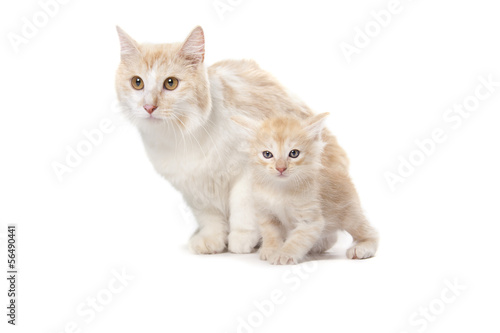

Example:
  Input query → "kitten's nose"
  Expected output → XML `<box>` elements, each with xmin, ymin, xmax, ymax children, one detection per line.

<box><xmin>143</xmin><ymin>104</ymin><xmax>157</xmax><ymax>114</ymax></box>
<box><xmin>276</xmin><ymin>167</ymin><xmax>287</xmax><ymax>174</ymax></box>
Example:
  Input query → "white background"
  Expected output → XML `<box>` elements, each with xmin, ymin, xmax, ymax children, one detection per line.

<box><xmin>1</xmin><ymin>0</ymin><xmax>499</xmax><ymax>332</ymax></box>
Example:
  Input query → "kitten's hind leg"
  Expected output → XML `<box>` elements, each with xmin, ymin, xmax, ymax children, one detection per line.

<box><xmin>343</xmin><ymin>210</ymin><xmax>379</xmax><ymax>260</ymax></box>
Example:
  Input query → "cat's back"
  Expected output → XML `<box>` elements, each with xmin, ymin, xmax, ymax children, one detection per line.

<box><xmin>209</xmin><ymin>59</ymin><xmax>261</xmax><ymax>74</ymax></box>
<box><xmin>208</xmin><ymin>59</ymin><xmax>312</xmax><ymax>119</ymax></box>
<box><xmin>322</xmin><ymin>130</ymin><xmax>350</xmax><ymax>171</ymax></box>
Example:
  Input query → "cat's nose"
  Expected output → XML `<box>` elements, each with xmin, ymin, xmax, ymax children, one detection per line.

<box><xmin>143</xmin><ymin>104</ymin><xmax>158</xmax><ymax>114</ymax></box>
<box><xmin>276</xmin><ymin>167</ymin><xmax>287</xmax><ymax>174</ymax></box>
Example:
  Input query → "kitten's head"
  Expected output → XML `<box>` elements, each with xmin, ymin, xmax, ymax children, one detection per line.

<box><xmin>232</xmin><ymin>113</ymin><xmax>329</xmax><ymax>186</ymax></box>
<box><xmin>115</xmin><ymin>26</ymin><xmax>211</xmax><ymax>132</ymax></box>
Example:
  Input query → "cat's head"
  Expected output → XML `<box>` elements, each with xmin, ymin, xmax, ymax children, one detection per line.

<box><xmin>232</xmin><ymin>113</ymin><xmax>329</xmax><ymax>186</ymax></box>
<box><xmin>115</xmin><ymin>26</ymin><xmax>211</xmax><ymax>132</ymax></box>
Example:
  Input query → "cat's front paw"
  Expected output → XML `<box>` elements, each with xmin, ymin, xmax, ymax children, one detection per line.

<box><xmin>346</xmin><ymin>242</ymin><xmax>377</xmax><ymax>259</ymax></box>
<box><xmin>228</xmin><ymin>230</ymin><xmax>259</xmax><ymax>254</ymax></box>
<box><xmin>189</xmin><ymin>232</ymin><xmax>227</xmax><ymax>254</ymax></box>
<box><xmin>269</xmin><ymin>252</ymin><xmax>299</xmax><ymax>265</ymax></box>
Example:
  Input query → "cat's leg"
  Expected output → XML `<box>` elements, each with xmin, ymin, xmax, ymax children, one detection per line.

<box><xmin>269</xmin><ymin>214</ymin><xmax>325</xmax><ymax>265</ymax></box>
<box><xmin>258</xmin><ymin>215</ymin><xmax>284</xmax><ymax>261</ymax></box>
<box><xmin>343</xmin><ymin>207</ymin><xmax>379</xmax><ymax>259</ymax></box>
<box><xmin>308</xmin><ymin>231</ymin><xmax>338</xmax><ymax>254</ymax></box>
<box><xmin>189</xmin><ymin>209</ymin><xmax>228</xmax><ymax>254</ymax></box>
<box><xmin>228</xmin><ymin>173</ymin><xmax>260</xmax><ymax>253</ymax></box>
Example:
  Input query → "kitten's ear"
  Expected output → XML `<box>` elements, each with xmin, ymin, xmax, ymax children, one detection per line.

<box><xmin>116</xmin><ymin>26</ymin><xmax>140</xmax><ymax>61</ymax></box>
<box><xmin>231</xmin><ymin>115</ymin><xmax>260</xmax><ymax>136</ymax></box>
<box><xmin>179</xmin><ymin>26</ymin><xmax>205</xmax><ymax>65</ymax></box>
<box><xmin>305</xmin><ymin>112</ymin><xmax>330</xmax><ymax>138</ymax></box>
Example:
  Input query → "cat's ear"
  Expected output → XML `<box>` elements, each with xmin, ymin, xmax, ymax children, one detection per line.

<box><xmin>116</xmin><ymin>26</ymin><xmax>140</xmax><ymax>61</ymax></box>
<box><xmin>304</xmin><ymin>112</ymin><xmax>330</xmax><ymax>139</ymax></box>
<box><xmin>231</xmin><ymin>115</ymin><xmax>260</xmax><ymax>136</ymax></box>
<box><xmin>179</xmin><ymin>26</ymin><xmax>205</xmax><ymax>65</ymax></box>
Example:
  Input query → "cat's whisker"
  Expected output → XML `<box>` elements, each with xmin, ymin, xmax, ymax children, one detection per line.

<box><xmin>172</xmin><ymin>114</ymin><xmax>213</xmax><ymax>175</ymax></box>
<box><xmin>197</xmin><ymin>122</ymin><xmax>224</xmax><ymax>167</ymax></box>
<box><xmin>169</xmin><ymin>114</ymin><xmax>188</xmax><ymax>158</ymax></box>
<box><xmin>160</xmin><ymin>117</ymin><xmax>177</xmax><ymax>160</ymax></box>
<box><xmin>178</xmin><ymin>107</ymin><xmax>218</xmax><ymax>127</ymax></box>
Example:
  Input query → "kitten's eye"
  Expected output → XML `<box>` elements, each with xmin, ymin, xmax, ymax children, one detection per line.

<box><xmin>262</xmin><ymin>151</ymin><xmax>273</xmax><ymax>159</ymax></box>
<box><xmin>164</xmin><ymin>77</ymin><xmax>179</xmax><ymax>90</ymax></box>
<box><xmin>131</xmin><ymin>76</ymin><xmax>144</xmax><ymax>90</ymax></box>
<box><xmin>289</xmin><ymin>150</ymin><xmax>300</xmax><ymax>158</ymax></box>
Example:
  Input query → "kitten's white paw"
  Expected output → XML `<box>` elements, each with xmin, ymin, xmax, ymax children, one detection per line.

<box><xmin>269</xmin><ymin>252</ymin><xmax>299</xmax><ymax>265</ymax></box>
<box><xmin>228</xmin><ymin>230</ymin><xmax>259</xmax><ymax>254</ymax></box>
<box><xmin>189</xmin><ymin>232</ymin><xmax>226</xmax><ymax>254</ymax></box>
<box><xmin>346</xmin><ymin>242</ymin><xmax>376</xmax><ymax>259</ymax></box>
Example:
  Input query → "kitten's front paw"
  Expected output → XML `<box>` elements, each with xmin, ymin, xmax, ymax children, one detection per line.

<box><xmin>189</xmin><ymin>232</ymin><xmax>227</xmax><ymax>254</ymax></box>
<box><xmin>259</xmin><ymin>247</ymin><xmax>277</xmax><ymax>261</ymax></box>
<box><xmin>346</xmin><ymin>242</ymin><xmax>377</xmax><ymax>259</ymax></box>
<box><xmin>269</xmin><ymin>252</ymin><xmax>299</xmax><ymax>265</ymax></box>
<box><xmin>228</xmin><ymin>230</ymin><xmax>259</xmax><ymax>254</ymax></box>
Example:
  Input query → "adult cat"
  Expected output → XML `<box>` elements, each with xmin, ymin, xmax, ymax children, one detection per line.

<box><xmin>115</xmin><ymin>26</ymin><xmax>313</xmax><ymax>254</ymax></box>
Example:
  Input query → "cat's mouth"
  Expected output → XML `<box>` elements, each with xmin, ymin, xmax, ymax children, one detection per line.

<box><xmin>146</xmin><ymin>114</ymin><xmax>163</xmax><ymax>121</ymax></box>
<box><xmin>145</xmin><ymin>112</ymin><xmax>174</xmax><ymax>121</ymax></box>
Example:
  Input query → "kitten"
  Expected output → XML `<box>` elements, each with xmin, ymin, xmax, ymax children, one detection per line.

<box><xmin>115</xmin><ymin>26</ymin><xmax>313</xmax><ymax>254</ymax></box>
<box><xmin>232</xmin><ymin>113</ymin><xmax>379</xmax><ymax>264</ymax></box>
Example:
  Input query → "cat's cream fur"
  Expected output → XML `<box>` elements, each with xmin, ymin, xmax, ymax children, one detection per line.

<box><xmin>232</xmin><ymin>114</ymin><xmax>379</xmax><ymax>264</ymax></box>
<box><xmin>115</xmin><ymin>26</ymin><xmax>313</xmax><ymax>254</ymax></box>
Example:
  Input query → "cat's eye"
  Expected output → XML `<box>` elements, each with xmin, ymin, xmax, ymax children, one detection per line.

<box><xmin>262</xmin><ymin>151</ymin><xmax>273</xmax><ymax>159</ymax></box>
<box><xmin>289</xmin><ymin>150</ymin><xmax>300</xmax><ymax>158</ymax></box>
<box><xmin>164</xmin><ymin>77</ymin><xmax>179</xmax><ymax>90</ymax></box>
<box><xmin>131</xmin><ymin>76</ymin><xmax>144</xmax><ymax>90</ymax></box>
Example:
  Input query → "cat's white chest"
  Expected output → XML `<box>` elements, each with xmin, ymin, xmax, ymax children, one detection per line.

<box><xmin>151</xmin><ymin>144</ymin><xmax>196</xmax><ymax>173</ymax></box>
<box><xmin>142</xmin><ymin>134</ymin><xmax>232</xmax><ymax>213</ymax></box>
